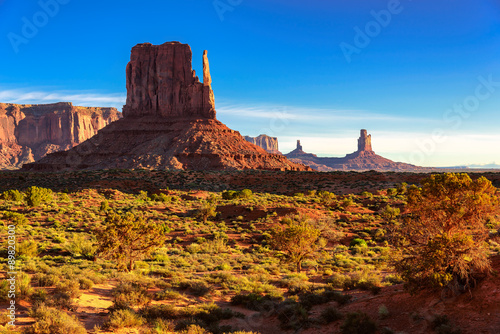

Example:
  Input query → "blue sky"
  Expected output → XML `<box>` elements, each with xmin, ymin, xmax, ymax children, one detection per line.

<box><xmin>1</xmin><ymin>0</ymin><xmax>499</xmax><ymax>167</ymax></box>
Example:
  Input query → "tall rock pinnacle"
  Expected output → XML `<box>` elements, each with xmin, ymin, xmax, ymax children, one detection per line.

<box><xmin>122</xmin><ymin>42</ymin><xmax>216</xmax><ymax>119</ymax></box>
<box><xmin>357</xmin><ymin>129</ymin><xmax>373</xmax><ymax>152</ymax></box>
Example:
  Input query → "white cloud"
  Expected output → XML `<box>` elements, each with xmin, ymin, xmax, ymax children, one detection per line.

<box><xmin>216</xmin><ymin>101</ymin><xmax>437</xmax><ymax>123</ymax></box>
<box><xmin>0</xmin><ymin>88</ymin><xmax>126</xmax><ymax>109</ymax></box>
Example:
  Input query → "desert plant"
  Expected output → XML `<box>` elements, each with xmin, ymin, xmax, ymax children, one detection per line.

<box><xmin>107</xmin><ymin>309</ymin><xmax>144</xmax><ymax>329</ymax></box>
<box><xmin>1</xmin><ymin>189</ymin><xmax>23</xmax><ymax>202</ymax></box>
<box><xmin>393</xmin><ymin>173</ymin><xmax>500</xmax><ymax>292</ymax></box>
<box><xmin>24</xmin><ymin>186</ymin><xmax>53</xmax><ymax>207</ymax></box>
<box><xmin>321</xmin><ymin>306</ymin><xmax>343</xmax><ymax>323</ymax></box>
<box><xmin>64</xmin><ymin>234</ymin><xmax>97</xmax><ymax>260</ymax></box>
<box><xmin>269</xmin><ymin>216</ymin><xmax>321</xmax><ymax>272</ymax></box>
<box><xmin>25</xmin><ymin>305</ymin><xmax>87</xmax><ymax>334</ymax></box>
<box><xmin>195</xmin><ymin>197</ymin><xmax>218</xmax><ymax>223</ymax></box>
<box><xmin>340</xmin><ymin>312</ymin><xmax>377</xmax><ymax>334</ymax></box>
<box><xmin>94</xmin><ymin>212</ymin><xmax>169</xmax><ymax>271</ymax></box>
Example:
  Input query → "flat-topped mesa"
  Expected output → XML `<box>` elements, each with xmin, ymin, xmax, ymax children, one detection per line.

<box><xmin>122</xmin><ymin>42</ymin><xmax>216</xmax><ymax>119</ymax></box>
<box><xmin>357</xmin><ymin>129</ymin><xmax>373</xmax><ymax>152</ymax></box>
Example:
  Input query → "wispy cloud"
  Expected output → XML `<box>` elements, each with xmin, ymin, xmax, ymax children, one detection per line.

<box><xmin>0</xmin><ymin>88</ymin><xmax>126</xmax><ymax>109</ymax></box>
<box><xmin>216</xmin><ymin>101</ymin><xmax>437</xmax><ymax>123</ymax></box>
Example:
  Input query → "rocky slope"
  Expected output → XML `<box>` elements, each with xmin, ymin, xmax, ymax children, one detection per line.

<box><xmin>286</xmin><ymin>130</ymin><xmax>427</xmax><ymax>171</ymax></box>
<box><xmin>24</xmin><ymin>42</ymin><xmax>310</xmax><ymax>172</ymax></box>
<box><xmin>0</xmin><ymin>102</ymin><xmax>121</xmax><ymax>170</ymax></box>
<box><xmin>244</xmin><ymin>134</ymin><xmax>281</xmax><ymax>154</ymax></box>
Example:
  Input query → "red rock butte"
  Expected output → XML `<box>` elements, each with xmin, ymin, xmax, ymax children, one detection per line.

<box><xmin>23</xmin><ymin>42</ymin><xmax>310</xmax><ymax>172</ymax></box>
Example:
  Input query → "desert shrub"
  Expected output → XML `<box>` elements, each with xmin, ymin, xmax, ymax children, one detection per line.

<box><xmin>24</xmin><ymin>186</ymin><xmax>53</xmax><ymax>207</ymax></box>
<box><xmin>78</xmin><ymin>277</ymin><xmax>94</xmax><ymax>290</ymax></box>
<box><xmin>0</xmin><ymin>282</ymin><xmax>7</xmax><ymax>302</ymax></box>
<box><xmin>378</xmin><ymin>305</ymin><xmax>390</xmax><ymax>319</ymax></box>
<box><xmin>321</xmin><ymin>306</ymin><xmax>343</xmax><ymax>323</ymax></box>
<box><xmin>50</xmin><ymin>280</ymin><xmax>81</xmax><ymax>310</ymax></box>
<box><xmin>155</xmin><ymin>289</ymin><xmax>182</xmax><ymax>301</ymax></box>
<box><xmin>386</xmin><ymin>188</ymin><xmax>398</xmax><ymax>196</ymax></box>
<box><xmin>18</xmin><ymin>239</ymin><xmax>38</xmax><ymax>258</ymax></box>
<box><xmin>64</xmin><ymin>234</ymin><xmax>96</xmax><ymax>260</ymax></box>
<box><xmin>1</xmin><ymin>211</ymin><xmax>28</xmax><ymax>227</ymax></box>
<box><xmin>349</xmin><ymin>238</ymin><xmax>367</xmax><ymax>248</ymax></box>
<box><xmin>179</xmin><ymin>280</ymin><xmax>211</xmax><ymax>297</ymax></box>
<box><xmin>222</xmin><ymin>189</ymin><xmax>252</xmax><ymax>200</ymax></box>
<box><xmin>341</xmin><ymin>198</ymin><xmax>354</xmax><ymax>208</ymax></box>
<box><xmin>342</xmin><ymin>270</ymin><xmax>382</xmax><ymax>294</ymax></box>
<box><xmin>269</xmin><ymin>216</ymin><xmax>321</xmax><ymax>272</ymax></box>
<box><xmin>380</xmin><ymin>205</ymin><xmax>400</xmax><ymax>222</ymax></box>
<box><xmin>94</xmin><ymin>212</ymin><xmax>169</xmax><ymax>271</ymax></box>
<box><xmin>33</xmin><ymin>273</ymin><xmax>60</xmax><ymax>287</ymax></box>
<box><xmin>150</xmin><ymin>193</ymin><xmax>171</xmax><ymax>202</ymax></box>
<box><xmin>195</xmin><ymin>197</ymin><xmax>217</xmax><ymax>223</ymax></box>
<box><xmin>340</xmin><ymin>312</ymin><xmax>377</xmax><ymax>334</ymax></box>
<box><xmin>1</xmin><ymin>189</ymin><xmax>23</xmax><ymax>202</ymax></box>
<box><xmin>394</xmin><ymin>173</ymin><xmax>500</xmax><ymax>292</ymax></box>
<box><xmin>140</xmin><ymin>304</ymin><xmax>179</xmax><ymax>321</ymax></box>
<box><xmin>25</xmin><ymin>305</ymin><xmax>87</xmax><ymax>334</ymax></box>
<box><xmin>108</xmin><ymin>309</ymin><xmax>144</xmax><ymax>329</ymax></box>
<box><xmin>277</xmin><ymin>301</ymin><xmax>310</xmax><ymax>330</ymax></box>
<box><xmin>230</xmin><ymin>293</ymin><xmax>276</xmax><ymax>312</ymax></box>
<box><xmin>18</xmin><ymin>272</ymin><xmax>33</xmax><ymax>298</ymax></box>
<box><xmin>431</xmin><ymin>315</ymin><xmax>462</xmax><ymax>334</ymax></box>
<box><xmin>112</xmin><ymin>281</ymin><xmax>151</xmax><ymax>310</ymax></box>
<box><xmin>30</xmin><ymin>289</ymin><xmax>48</xmax><ymax>307</ymax></box>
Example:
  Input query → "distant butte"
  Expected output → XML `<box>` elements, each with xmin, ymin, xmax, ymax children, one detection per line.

<box><xmin>284</xmin><ymin>129</ymin><xmax>428</xmax><ymax>172</ymax></box>
<box><xmin>23</xmin><ymin>42</ymin><xmax>310</xmax><ymax>172</ymax></box>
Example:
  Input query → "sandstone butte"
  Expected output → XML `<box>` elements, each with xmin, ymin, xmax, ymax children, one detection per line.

<box><xmin>0</xmin><ymin>102</ymin><xmax>120</xmax><ymax>170</ymax></box>
<box><xmin>23</xmin><ymin>42</ymin><xmax>310</xmax><ymax>172</ymax></box>
<box><xmin>244</xmin><ymin>134</ymin><xmax>281</xmax><ymax>154</ymax></box>
<box><xmin>285</xmin><ymin>129</ymin><xmax>429</xmax><ymax>172</ymax></box>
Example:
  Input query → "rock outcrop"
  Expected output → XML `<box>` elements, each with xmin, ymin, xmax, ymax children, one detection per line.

<box><xmin>24</xmin><ymin>42</ymin><xmax>310</xmax><ymax>172</ymax></box>
<box><xmin>244</xmin><ymin>134</ymin><xmax>281</xmax><ymax>154</ymax></box>
<box><xmin>286</xmin><ymin>130</ymin><xmax>428</xmax><ymax>172</ymax></box>
<box><xmin>122</xmin><ymin>42</ymin><xmax>215</xmax><ymax>119</ymax></box>
<box><xmin>0</xmin><ymin>102</ymin><xmax>121</xmax><ymax>170</ymax></box>
<box><xmin>358</xmin><ymin>129</ymin><xmax>372</xmax><ymax>152</ymax></box>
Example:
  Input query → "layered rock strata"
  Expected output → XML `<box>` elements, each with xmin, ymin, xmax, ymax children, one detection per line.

<box><xmin>244</xmin><ymin>134</ymin><xmax>281</xmax><ymax>154</ymax></box>
<box><xmin>0</xmin><ymin>102</ymin><xmax>120</xmax><ymax>170</ymax></box>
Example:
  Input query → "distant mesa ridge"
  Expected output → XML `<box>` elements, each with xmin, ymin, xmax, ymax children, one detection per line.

<box><xmin>0</xmin><ymin>102</ymin><xmax>121</xmax><ymax>170</ymax></box>
<box><xmin>242</xmin><ymin>129</ymin><xmax>425</xmax><ymax>172</ymax></box>
<box><xmin>23</xmin><ymin>42</ymin><xmax>310</xmax><ymax>172</ymax></box>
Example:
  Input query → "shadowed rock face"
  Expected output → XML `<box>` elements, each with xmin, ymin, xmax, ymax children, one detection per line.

<box><xmin>122</xmin><ymin>42</ymin><xmax>215</xmax><ymax>119</ymax></box>
<box><xmin>0</xmin><ymin>102</ymin><xmax>121</xmax><ymax>170</ymax></box>
<box><xmin>24</xmin><ymin>42</ymin><xmax>310</xmax><ymax>172</ymax></box>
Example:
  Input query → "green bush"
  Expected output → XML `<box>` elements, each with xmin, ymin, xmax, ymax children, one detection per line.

<box><xmin>349</xmin><ymin>238</ymin><xmax>367</xmax><ymax>248</ymax></box>
<box><xmin>108</xmin><ymin>309</ymin><xmax>143</xmax><ymax>329</ymax></box>
<box><xmin>341</xmin><ymin>312</ymin><xmax>377</xmax><ymax>334</ymax></box>
<box><xmin>112</xmin><ymin>282</ymin><xmax>151</xmax><ymax>310</ymax></box>
<box><xmin>24</xmin><ymin>186</ymin><xmax>53</xmax><ymax>207</ymax></box>
<box><xmin>222</xmin><ymin>189</ymin><xmax>253</xmax><ymax>200</ymax></box>
<box><xmin>25</xmin><ymin>305</ymin><xmax>87</xmax><ymax>334</ymax></box>
<box><xmin>1</xmin><ymin>189</ymin><xmax>23</xmax><ymax>202</ymax></box>
<box><xmin>1</xmin><ymin>211</ymin><xmax>28</xmax><ymax>227</ymax></box>
<box><xmin>277</xmin><ymin>301</ymin><xmax>310</xmax><ymax>330</ymax></box>
<box><xmin>321</xmin><ymin>306</ymin><xmax>343</xmax><ymax>323</ymax></box>
<box><xmin>18</xmin><ymin>239</ymin><xmax>38</xmax><ymax>258</ymax></box>
<box><xmin>64</xmin><ymin>235</ymin><xmax>96</xmax><ymax>260</ymax></box>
